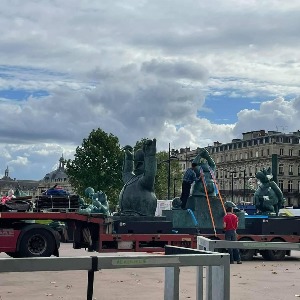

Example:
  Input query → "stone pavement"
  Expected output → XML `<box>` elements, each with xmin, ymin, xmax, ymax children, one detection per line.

<box><xmin>0</xmin><ymin>244</ymin><xmax>300</xmax><ymax>300</ymax></box>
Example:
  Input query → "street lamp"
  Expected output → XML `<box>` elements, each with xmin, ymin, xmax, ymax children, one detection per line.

<box><xmin>168</xmin><ymin>143</ymin><xmax>171</xmax><ymax>200</ymax></box>
<box><xmin>167</xmin><ymin>143</ymin><xmax>179</xmax><ymax>199</ymax></box>
<box><xmin>230</xmin><ymin>171</ymin><xmax>236</xmax><ymax>202</ymax></box>
<box><xmin>159</xmin><ymin>143</ymin><xmax>178</xmax><ymax>199</ymax></box>
<box><xmin>185</xmin><ymin>147</ymin><xmax>188</xmax><ymax>169</ymax></box>
<box><xmin>243</xmin><ymin>169</ymin><xmax>246</xmax><ymax>203</ymax></box>
<box><xmin>173</xmin><ymin>177</ymin><xmax>180</xmax><ymax>198</ymax></box>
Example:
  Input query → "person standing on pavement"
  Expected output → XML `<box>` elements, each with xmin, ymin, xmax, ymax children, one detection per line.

<box><xmin>180</xmin><ymin>162</ymin><xmax>198</xmax><ymax>209</ymax></box>
<box><xmin>223</xmin><ymin>206</ymin><xmax>242</xmax><ymax>264</ymax></box>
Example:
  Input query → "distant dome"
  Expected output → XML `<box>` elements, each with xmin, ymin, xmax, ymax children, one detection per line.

<box><xmin>43</xmin><ymin>155</ymin><xmax>68</xmax><ymax>183</ymax></box>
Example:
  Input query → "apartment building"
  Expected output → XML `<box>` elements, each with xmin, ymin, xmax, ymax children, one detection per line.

<box><xmin>177</xmin><ymin>130</ymin><xmax>300</xmax><ymax>207</ymax></box>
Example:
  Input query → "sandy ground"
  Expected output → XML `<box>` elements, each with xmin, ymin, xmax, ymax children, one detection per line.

<box><xmin>0</xmin><ymin>244</ymin><xmax>300</xmax><ymax>300</ymax></box>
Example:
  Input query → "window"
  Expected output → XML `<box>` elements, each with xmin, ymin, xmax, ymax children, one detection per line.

<box><xmin>261</xmin><ymin>149</ymin><xmax>264</xmax><ymax>156</ymax></box>
<box><xmin>298</xmin><ymin>165</ymin><xmax>300</xmax><ymax>175</ymax></box>
<box><xmin>245</xmin><ymin>152</ymin><xmax>248</xmax><ymax>159</ymax></box>
<box><xmin>278</xmin><ymin>180</ymin><xmax>283</xmax><ymax>191</ymax></box>
<box><xmin>267</xmin><ymin>148</ymin><xmax>270</xmax><ymax>156</ymax></box>
<box><xmin>298</xmin><ymin>181</ymin><xmax>300</xmax><ymax>192</ymax></box>
<box><xmin>279</xmin><ymin>164</ymin><xmax>284</xmax><ymax>175</ymax></box>
<box><xmin>240</xmin><ymin>153</ymin><xmax>243</xmax><ymax>160</ymax></box>
<box><xmin>255</xmin><ymin>151</ymin><xmax>259</xmax><ymax>157</ymax></box>
<box><xmin>250</xmin><ymin>151</ymin><xmax>253</xmax><ymax>158</ymax></box>
<box><xmin>289</xmin><ymin>165</ymin><xmax>293</xmax><ymax>175</ymax></box>
<box><xmin>279</xmin><ymin>148</ymin><xmax>284</xmax><ymax>155</ymax></box>
<box><xmin>289</xmin><ymin>149</ymin><xmax>293</xmax><ymax>156</ymax></box>
<box><xmin>288</xmin><ymin>180</ymin><xmax>293</xmax><ymax>192</ymax></box>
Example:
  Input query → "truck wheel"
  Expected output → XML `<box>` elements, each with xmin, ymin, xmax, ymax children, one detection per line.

<box><xmin>261</xmin><ymin>238</ymin><xmax>286</xmax><ymax>261</ymax></box>
<box><xmin>19</xmin><ymin>229</ymin><xmax>55</xmax><ymax>257</ymax></box>
<box><xmin>238</xmin><ymin>237</ymin><xmax>255</xmax><ymax>261</ymax></box>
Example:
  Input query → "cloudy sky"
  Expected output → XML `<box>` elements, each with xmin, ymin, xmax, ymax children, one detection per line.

<box><xmin>1</xmin><ymin>0</ymin><xmax>300</xmax><ymax>180</ymax></box>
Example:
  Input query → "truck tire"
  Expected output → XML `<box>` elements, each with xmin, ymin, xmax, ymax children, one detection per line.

<box><xmin>238</xmin><ymin>237</ymin><xmax>255</xmax><ymax>261</ymax></box>
<box><xmin>261</xmin><ymin>238</ymin><xmax>286</xmax><ymax>261</ymax></box>
<box><xmin>19</xmin><ymin>228</ymin><xmax>55</xmax><ymax>257</ymax></box>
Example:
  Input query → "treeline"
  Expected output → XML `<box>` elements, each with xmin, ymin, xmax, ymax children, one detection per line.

<box><xmin>65</xmin><ymin>128</ymin><xmax>183</xmax><ymax>207</ymax></box>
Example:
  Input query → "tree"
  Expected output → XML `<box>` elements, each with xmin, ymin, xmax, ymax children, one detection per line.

<box><xmin>65</xmin><ymin>128</ymin><xmax>123</xmax><ymax>207</ymax></box>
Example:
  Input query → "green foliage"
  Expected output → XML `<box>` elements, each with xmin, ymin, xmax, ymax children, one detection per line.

<box><xmin>134</xmin><ymin>138</ymin><xmax>148</xmax><ymax>151</ymax></box>
<box><xmin>65</xmin><ymin>128</ymin><xmax>123</xmax><ymax>207</ymax></box>
<box><xmin>155</xmin><ymin>151</ymin><xmax>183</xmax><ymax>199</ymax></box>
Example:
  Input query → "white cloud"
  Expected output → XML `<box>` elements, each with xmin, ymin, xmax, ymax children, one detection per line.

<box><xmin>9</xmin><ymin>156</ymin><xmax>28</xmax><ymax>166</ymax></box>
<box><xmin>0</xmin><ymin>1</ymin><xmax>300</xmax><ymax>179</ymax></box>
<box><xmin>234</xmin><ymin>97</ymin><xmax>300</xmax><ymax>135</ymax></box>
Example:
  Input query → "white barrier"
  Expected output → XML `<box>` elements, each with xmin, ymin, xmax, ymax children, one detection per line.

<box><xmin>0</xmin><ymin>246</ymin><xmax>230</xmax><ymax>300</ymax></box>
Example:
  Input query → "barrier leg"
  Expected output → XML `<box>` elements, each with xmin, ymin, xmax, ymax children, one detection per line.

<box><xmin>196</xmin><ymin>266</ymin><xmax>204</xmax><ymax>300</ymax></box>
<box><xmin>164</xmin><ymin>266</ymin><xmax>180</xmax><ymax>300</ymax></box>
<box><xmin>87</xmin><ymin>270</ymin><xmax>95</xmax><ymax>300</ymax></box>
<box><xmin>206</xmin><ymin>264</ymin><xmax>230</xmax><ymax>300</ymax></box>
<box><xmin>87</xmin><ymin>256</ymin><xmax>98</xmax><ymax>300</ymax></box>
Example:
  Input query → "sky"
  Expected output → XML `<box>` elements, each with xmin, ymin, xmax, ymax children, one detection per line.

<box><xmin>1</xmin><ymin>0</ymin><xmax>300</xmax><ymax>180</ymax></box>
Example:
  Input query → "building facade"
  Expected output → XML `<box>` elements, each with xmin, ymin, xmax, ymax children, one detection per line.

<box><xmin>0</xmin><ymin>156</ymin><xmax>73</xmax><ymax>197</ymax></box>
<box><xmin>37</xmin><ymin>155</ymin><xmax>73</xmax><ymax>195</ymax></box>
<box><xmin>177</xmin><ymin>130</ymin><xmax>300</xmax><ymax>207</ymax></box>
<box><xmin>0</xmin><ymin>166</ymin><xmax>39</xmax><ymax>197</ymax></box>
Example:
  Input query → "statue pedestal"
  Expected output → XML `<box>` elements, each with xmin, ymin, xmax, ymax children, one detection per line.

<box><xmin>112</xmin><ymin>216</ymin><xmax>173</xmax><ymax>234</ymax></box>
<box><xmin>162</xmin><ymin>196</ymin><xmax>245</xmax><ymax>234</ymax></box>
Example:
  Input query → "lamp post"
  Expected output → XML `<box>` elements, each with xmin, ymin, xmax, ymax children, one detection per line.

<box><xmin>185</xmin><ymin>147</ymin><xmax>188</xmax><ymax>169</ymax></box>
<box><xmin>168</xmin><ymin>143</ymin><xmax>171</xmax><ymax>200</ymax></box>
<box><xmin>243</xmin><ymin>169</ymin><xmax>246</xmax><ymax>203</ymax></box>
<box><xmin>160</xmin><ymin>143</ymin><xmax>178</xmax><ymax>200</ymax></box>
<box><xmin>230</xmin><ymin>171</ymin><xmax>236</xmax><ymax>202</ymax></box>
<box><xmin>231</xmin><ymin>172</ymin><xmax>234</xmax><ymax>202</ymax></box>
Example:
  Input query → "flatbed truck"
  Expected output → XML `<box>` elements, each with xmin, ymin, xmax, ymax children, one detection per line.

<box><xmin>1</xmin><ymin>211</ymin><xmax>300</xmax><ymax>261</ymax></box>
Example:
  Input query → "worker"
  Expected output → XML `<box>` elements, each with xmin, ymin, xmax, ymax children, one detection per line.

<box><xmin>180</xmin><ymin>162</ymin><xmax>198</xmax><ymax>209</ymax></box>
<box><xmin>223</xmin><ymin>206</ymin><xmax>242</xmax><ymax>264</ymax></box>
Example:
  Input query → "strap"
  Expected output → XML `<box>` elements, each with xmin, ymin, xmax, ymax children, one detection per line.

<box><xmin>199</xmin><ymin>167</ymin><xmax>217</xmax><ymax>236</ymax></box>
<box><xmin>208</xmin><ymin>166</ymin><xmax>226</xmax><ymax>214</ymax></box>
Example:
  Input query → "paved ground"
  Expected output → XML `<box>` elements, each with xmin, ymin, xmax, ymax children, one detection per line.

<box><xmin>0</xmin><ymin>244</ymin><xmax>300</xmax><ymax>300</ymax></box>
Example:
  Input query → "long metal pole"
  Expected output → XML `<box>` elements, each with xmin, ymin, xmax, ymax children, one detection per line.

<box><xmin>168</xmin><ymin>143</ymin><xmax>171</xmax><ymax>200</ymax></box>
<box><xmin>231</xmin><ymin>172</ymin><xmax>234</xmax><ymax>202</ymax></box>
<box><xmin>185</xmin><ymin>147</ymin><xmax>188</xmax><ymax>169</ymax></box>
<box><xmin>243</xmin><ymin>169</ymin><xmax>246</xmax><ymax>203</ymax></box>
<box><xmin>173</xmin><ymin>178</ymin><xmax>176</xmax><ymax>198</ymax></box>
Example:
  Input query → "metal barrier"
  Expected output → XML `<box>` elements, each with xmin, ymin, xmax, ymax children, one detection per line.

<box><xmin>0</xmin><ymin>246</ymin><xmax>230</xmax><ymax>300</ymax></box>
<box><xmin>197</xmin><ymin>236</ymin><xmax>300</xmax><ymax>300</ymax></box>
<box><xmin>197</xmin><ymin>236</ymin><xmax>300</xmax><ymax>252</ymax></box>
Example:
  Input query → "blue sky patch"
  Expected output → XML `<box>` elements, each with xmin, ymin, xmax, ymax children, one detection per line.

<box><xmin>0</xmin><ymin>89</ymin><xmax>49</xmax><ymax>101</ymax></box>
<box><xmin>198</xmin><ymin>93</ymin><xmax>267</xmax><ymax>124</ymax></box>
